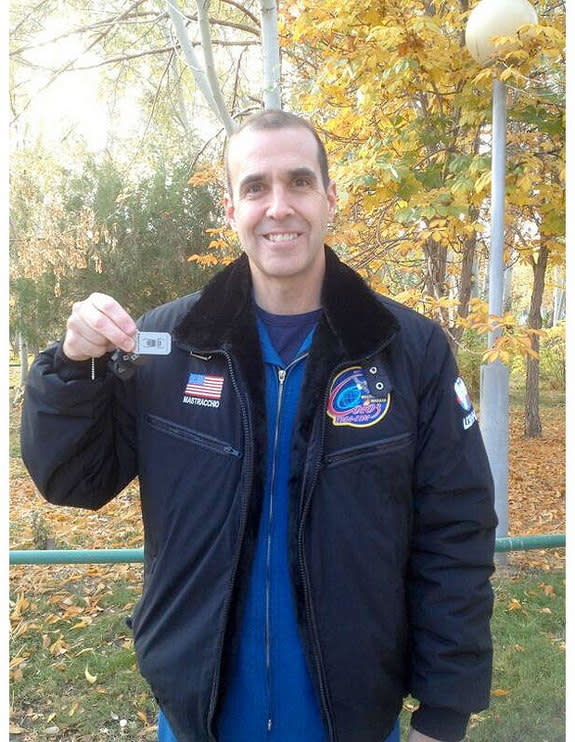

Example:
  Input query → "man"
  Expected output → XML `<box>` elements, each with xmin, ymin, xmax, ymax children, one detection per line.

<box><xmin>21</xmin><ymin>110</ymin><xmax>497</xmax><ymax>742</ymax></box>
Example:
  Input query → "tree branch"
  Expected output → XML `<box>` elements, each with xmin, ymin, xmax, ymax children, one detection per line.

<box><xmin>194</xmin><ymin>0</ymin><xmax>235</xmax><ymax>133</ymax></box>
<box><xmin>182</xmin><ymin>12</ymin><xmax>259</xmax><ymax>37</ymax></box>
<box><xmin>63</xmin><ymin>40</ymin><xmax>258</xmax><ymax>71</ymax></box>
<box><xmin>10</xmin><ymin>7</ymin><xmax>150</xmax><ymax>57</ymax></box>
<box><xmin>138</xmin><ymin>50</ymin><xmax>174</xmax><ymax>150</ymax></box>
<box><xmin>165</xmin><ymin>0</ymin><xmax>223</xmax><ymax>128</ymax></box>
<box><xmin>220</xmin><ymin>0</ymin><xmax>260</xmax><ymax>28</ymax></box>
<box><xmin>11</xmin><ymin>0</ymin><xmax>149</xmax><ymax>124</ymax></box>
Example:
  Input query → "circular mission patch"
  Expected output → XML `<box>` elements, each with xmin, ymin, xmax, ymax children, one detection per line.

<box><xmin>327</xmin><ymin>366</ymin><xmax>391</xmax><ymax>428</ymax></box>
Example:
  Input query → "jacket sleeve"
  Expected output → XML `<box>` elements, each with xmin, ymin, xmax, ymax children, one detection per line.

<box><xmin>407</xmin><ymin>324</ymin><xmax>497</xmax><ymax>741</ymax></box>
<box><xmin>20</xmin><ymin>342</ymin><xmax>138</xmax><ymax>510</ymax></box>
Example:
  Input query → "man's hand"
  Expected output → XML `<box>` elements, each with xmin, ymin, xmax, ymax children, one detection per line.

<box><xmin>407</xmin><ymin>729</ymin><xmax>453</xmax><ymax>742</ymax></box>
<box><xmin>63</xmin><ymin>293</ymin><xmax>138</xmax><ymax>362</ymax></box>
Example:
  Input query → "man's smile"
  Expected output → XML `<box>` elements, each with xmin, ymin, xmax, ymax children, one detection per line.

<box><xmin>263</xmin><ymin>231</ymin><xmax>302</xmax><ymax>243</ymax></box>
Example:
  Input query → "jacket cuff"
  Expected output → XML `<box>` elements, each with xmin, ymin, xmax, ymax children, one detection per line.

<box><xmin>54</xmin><ymin>342</ymin><xmax>111</xmax><ymax>381</ymax></box>
<box><xmin>411</xmin><ymin>705</ymin><xmax>470</xmax><ymax>741</ymax></box>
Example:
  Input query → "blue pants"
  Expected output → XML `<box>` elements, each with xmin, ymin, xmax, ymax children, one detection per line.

<box><xmin>157</xmin><ymin>710</ymin><xmax>401</xmax><ymax>742</ymax></box>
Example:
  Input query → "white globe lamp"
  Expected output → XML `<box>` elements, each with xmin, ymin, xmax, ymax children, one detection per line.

<box><xmin>465</xmin><ymin>0</ymin><xmax>538</xmax><ymax>65</ymax></box>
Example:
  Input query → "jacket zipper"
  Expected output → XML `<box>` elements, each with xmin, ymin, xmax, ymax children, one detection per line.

<box><xmin>297</xmin><ymin>340</ymin><xmax>398</xmax><ymax>742</ymax></box>
<box><xmin>204</xmin><ymin>350</ymin><xmax>254</xmax><ymax>742</ymax></box>
<box><xmin>298</xmin><ymin>376</ymin><xmax>337</xmax><ymax>742</ymax></box>
<box><xmin>145</xmin><ymin>414</ymin><xmax>241</xmax><ymax>457</ymax></box>
<box><xmin>265</xmin><ymin>366</ymin><xmax>286</xmax><ymax>734</ymax></box>
<box><xmin>324</xmin><ymin>432</ymin><xmax>414</xmax><ymax>468</ymax></box>
<box><xmin>265</xmin><ymin>353</ymin><xmax>309</xmax><ymax>735</ymax></box>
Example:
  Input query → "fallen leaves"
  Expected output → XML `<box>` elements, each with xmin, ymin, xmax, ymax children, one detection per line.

<box><xmin>84</xmin><ymin>665</ymin><xmax>98</xmax><ymax>684</ymax></box>
<box><xmin>49</xmin><ymin>636</ymin><xmax>69</xmax><ymax>657</ymax></box>
<box><xmin>539</xmin><ymin>582</ymin><xmax>557</xmax><ymax>598</ymax></box>
<box><xmin>506</xmin><ymin>406</ymin><xmax>565</xmax><ymax>572</ymax></box>
<box><xmin>506</xmin><ymin>598</ymin><xmax>524</xmax><ymax>613</ymax></box>
<box><xmin>8</xmin><ymin>400</ymin><xmax>564</xmax><ymax>739</ymax></box>
<box><xmin>10</xmin><ymin>595</ymin><xmax>31</xmax><ymax>621</ymax></box>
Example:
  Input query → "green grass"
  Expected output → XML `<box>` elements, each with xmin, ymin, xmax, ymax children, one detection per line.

<box><xmin>9</xmin><ymin>360</ymin><xmax>565</xmax><ymax>740</ymax></box>
<box><xmin>10</xmin><ymin>568</ymin><xmax>565</xmax><ymax>741</ymax></box>
<box><xmin>10</xmin><ymin>572</ymin><xmax>157</xmax><ymax>741</ymax></box>
<box><xmin>399</xmin><ymin>570</ymin><xmax>565</xmax><ymax>742</ymax></box>
<box><xmin>470</xmin><ymin>570</ymin><xmax>566</xmax><ymax>742</ymax></box>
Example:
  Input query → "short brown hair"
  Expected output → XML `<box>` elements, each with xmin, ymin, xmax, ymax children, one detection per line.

<box><xmin>225</xmin><ymin>109</ymin><xmax>330</xmax><ymax>196</ymax></box>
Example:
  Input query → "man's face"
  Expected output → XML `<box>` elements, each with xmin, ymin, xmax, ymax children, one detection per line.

<box><xmin>224</xmin><ymin>126</ymin><xmax>336</xmax><ymax>293</ymax></box>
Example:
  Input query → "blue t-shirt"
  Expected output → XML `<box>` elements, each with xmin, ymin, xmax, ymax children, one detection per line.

<box><xmin>255</xmin><ymin>305</ymin><xmax>321</xmax><ymax>366</ymax></box>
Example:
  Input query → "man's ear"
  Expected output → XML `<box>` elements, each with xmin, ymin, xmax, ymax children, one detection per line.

<box><xmin>327</xmin><ymin>181</ymin><xmax>337</xmax><ymax>220</ymax></box>
<box><xmin>224</xmin><ymin>193</ymin><xmax>236</xmax><ymax>229</ymax></box>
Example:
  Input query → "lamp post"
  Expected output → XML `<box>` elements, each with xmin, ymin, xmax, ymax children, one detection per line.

<box><xmin>464</xmin><ymin>0</ymin><xmax>538</xmax><ymax>545</ymax></box>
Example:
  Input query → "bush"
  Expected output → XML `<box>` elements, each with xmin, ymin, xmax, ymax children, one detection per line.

<box><xmin>455</xmin><ymin>330</ymin><xmax>485</xmax><ymax>402</ymax></box>
<box><xmin>539</xmin><ymin>325</ymin><xmax>566</xmax><ymax>391</ymax></box>
<box><xmin>510</xmin><ymin>325</ymin><xmax>566</xmax><ymax>393</ymax></box>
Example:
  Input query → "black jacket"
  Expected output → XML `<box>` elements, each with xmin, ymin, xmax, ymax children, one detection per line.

<box><xmin>21</xmin><ymin>247</ymin><xmax>496</xmax><ymax>742</ymax></box>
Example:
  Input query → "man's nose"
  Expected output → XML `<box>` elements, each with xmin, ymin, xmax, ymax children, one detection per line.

<box><xmin>265</xmin><ymin>184</ymin><xmax>294</xmax><ymax>219</ymax></box>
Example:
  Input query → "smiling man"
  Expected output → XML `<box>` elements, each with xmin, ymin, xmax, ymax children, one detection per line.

<box><xmin>21</xmin><ymin>110</ymin><xmax>497</xmax><ymax>742</ymax></box>
<box><xmin>224</xmin><ymin>122</ymin><xmax>336</xmax><ymax>314</ymax></box>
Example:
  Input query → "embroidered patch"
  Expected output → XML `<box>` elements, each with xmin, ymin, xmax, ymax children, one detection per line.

<box><xmin>182</xmin><ymin>373</ymin><xmax>224</xmax><ymax>408</ymax></box>
<box><xmin>454</xmin><ymin>376</ymin><xmax>477</xmax><ymax>430</ymax></box>
<box><xmin>327</xmin><ymin>366</ymin><xmax>391</xmax><ymax>428</ymax></box>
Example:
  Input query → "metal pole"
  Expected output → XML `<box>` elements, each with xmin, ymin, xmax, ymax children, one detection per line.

<box><xmin>494</xmin><ymin>534</ymin><xmax>566</xmax><ymax>552</ymax></box>
<box><xmin>8</xmin><ymin>535</ymin><xmax>565</xmax><ymax>565</ymax></box>
<box><xmin>479</xmin><ymin>76</ymin><xmax>510</xmax><ymax>541</ymax></box>
<box><xmin>9</xmin><ymin>548</ymin><xmax>145</xmax><ymax>565</ymax></box>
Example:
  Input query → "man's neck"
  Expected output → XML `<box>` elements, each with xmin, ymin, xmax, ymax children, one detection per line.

<box><xmin>249</xmin><ymin>260</ymin><xmax>325</xmax><ymax>315</ymax></box>
<box><xmin>252</xmin><ymin>278</ymin><xmax>322</xmax><ymax>315</ymax></box>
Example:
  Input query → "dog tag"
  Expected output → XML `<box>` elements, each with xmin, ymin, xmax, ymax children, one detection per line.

<box><xmin>134</xmin><ymin>331</ymin><xmax>172</xmax><ymax>355</ymax></box>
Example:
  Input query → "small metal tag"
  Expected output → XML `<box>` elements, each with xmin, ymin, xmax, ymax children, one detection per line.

<box><xmin>134</xmin><ymin>331</ymin><xmax>172</xmax><ymax>356</ymax></box>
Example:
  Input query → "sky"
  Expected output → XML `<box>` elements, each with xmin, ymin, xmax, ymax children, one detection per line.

<box><xmin>11</xmin><ymin>12</ymin><xmax>141</xmax><ymax>153</ymax></box>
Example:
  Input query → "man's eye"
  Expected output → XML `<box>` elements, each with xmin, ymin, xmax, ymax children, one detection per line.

<box><xmin>293</xmin><ymin>177</ymin><xmax>311</xmax><ymax>188</ymax></box>
<box><xmin>245</xmin><ymin>183</ymin><xmax>264</xmax><ymax>195</ymax></box>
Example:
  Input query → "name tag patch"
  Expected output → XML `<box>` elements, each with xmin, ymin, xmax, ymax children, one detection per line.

<box><xmin>183</xmin><ymin>373</ymin><xmax>224</xmax><ymax>408</ymax></box>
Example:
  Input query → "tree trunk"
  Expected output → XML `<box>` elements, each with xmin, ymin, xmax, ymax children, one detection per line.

<box><xmin>423</xmin><ymin>237</ymin><xmax>448</xmax><ymax>324</ymax></box>
<box><xmin>452</xmin><ymin>206</ymin><xmax>479</xmax><ymax>347</ymax></box>
<box><xmin>552</xmin><ymin>265</ymin><xmax>565</xmax><ymax>325</ymax></box>
<box><xmin>19</xmin><ymin>332</ymin><xmax>29</xmax><ymax>385</ymax></box>
<box><xmin>524</xmin><ymin>244</ymin><xmax>549</xmax><ymax>437</ymax></box>
<box><xmin>259</xmin><ymin>0</ymin><xmax>282</xmax><ymax>108</ymax></box>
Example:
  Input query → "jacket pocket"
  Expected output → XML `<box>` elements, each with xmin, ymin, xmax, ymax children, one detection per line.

<box><xmin>144</xmin><ymin>413</ymin><xmax>241</xmax><ymax>457</ymax></box>
<box><xmin>324</xmin><ymin>431</ymin><xmax>414</xmax><ymax>468</ymax></box>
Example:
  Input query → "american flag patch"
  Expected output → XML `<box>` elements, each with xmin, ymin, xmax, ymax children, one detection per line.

<box><xmin>184</xmin><ymin>373</ymin><xmax>224</xmax><ymax>400</ymax></box>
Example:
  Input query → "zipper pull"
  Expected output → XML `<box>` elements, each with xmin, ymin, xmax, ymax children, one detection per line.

<box><xmin>278</xmin><ymin>368</ymin><xmax>286</xmax><ymax>385</ymax></box>
<box><xmin>267</xmin><ymin>717</ymin><xmax>273</xmax><ymax>733</ymax></box>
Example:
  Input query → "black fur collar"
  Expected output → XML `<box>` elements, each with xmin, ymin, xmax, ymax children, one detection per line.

<box><xmin>174</xmin><ymin>246</ymin><xmax>399</xmax><ymax>360</ymax></box>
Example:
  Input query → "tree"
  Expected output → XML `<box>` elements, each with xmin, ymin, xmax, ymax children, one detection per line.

<box><xmin>9</xmin><ymin>0</ymin><xmax>255</xmax><ymax>358</ymax></box>
<box><xmin>10</xmin><ymin>0</ymin><xmax>565</xmax><ymax>433</ymax></box>
<box><xmin>10</xmin><ymin>0</ymin><xmax>282</xmax><ymax>141</ymax></box>
<box><xmin>10</xmin><ymin>143</ymin><xmax>224</xmax><ymax>352</ymax></box>
<box><xmin>9</xmin><ymin>0</ymin><xmax>286</xmax><ymax>362</ymax></box>
<box><xmin>500</xmin><ymin>1</ymin><xmax>565</xmax><ymax>436</ymax></box>
<box><xmin>279</xmin><ymin>0</ymin><xmax>564</xmax><ymax>430</ymax></box>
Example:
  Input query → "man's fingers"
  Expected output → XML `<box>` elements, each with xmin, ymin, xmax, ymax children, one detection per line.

<box><xmin>87</xmin><ymin>293</ymin><xmax>137</xmax><ymax>339</ymax></box>
<box><xmin>63</xmin><ymin>294</ymin><xmax>137</xmax><ymax>361</ymax></box>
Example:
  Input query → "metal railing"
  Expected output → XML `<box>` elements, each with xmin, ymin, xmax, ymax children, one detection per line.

<box><xmin>9</xmin><ymin>534</ymin><xmax>565</xmax><ymax>565</ymax></box>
